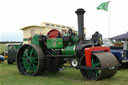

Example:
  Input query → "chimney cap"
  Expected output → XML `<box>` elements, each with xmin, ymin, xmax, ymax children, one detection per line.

<box><xmin>75</xmin><ymin>8</ymin><xmax>85</xmax><ymax>15</ymax></box>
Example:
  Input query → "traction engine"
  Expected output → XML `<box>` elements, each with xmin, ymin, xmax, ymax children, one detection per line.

<box><xmin>16</xmin><ymin>8</ymin><xmax>119</xmax><ymax>80</ymax></box>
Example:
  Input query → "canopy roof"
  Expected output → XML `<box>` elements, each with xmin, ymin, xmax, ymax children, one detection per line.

<box><xmin>110</xmin><ymin>32</ymin><xmax>128</xmax><ymax>40</ymax></box>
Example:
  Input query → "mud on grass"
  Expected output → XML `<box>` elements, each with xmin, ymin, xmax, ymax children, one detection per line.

<box><xmin>0</xmin><ymin>61</ymin><xmax>128</xmax><ymax>85</ymax></box>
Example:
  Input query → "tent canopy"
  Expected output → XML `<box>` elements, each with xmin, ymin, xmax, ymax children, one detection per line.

<box><xmin>110</xmin><ymin>32</ymin><xmax>128</xmax><ymax>40</ymax></box>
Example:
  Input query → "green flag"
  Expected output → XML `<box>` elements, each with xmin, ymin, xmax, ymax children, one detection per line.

<box><xmin>97</xmin><ymin>1</ymin><xmax>110</xmax><ymax>11</ymax></box>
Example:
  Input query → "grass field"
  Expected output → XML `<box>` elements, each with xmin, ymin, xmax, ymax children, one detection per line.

<box><xmin>0</xmin><ymin>61</ymin><xmax>128</xmax><ymax>85</ymax></box>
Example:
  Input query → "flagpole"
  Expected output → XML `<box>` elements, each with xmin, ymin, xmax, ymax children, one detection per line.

<box><xmin>97</xmin><ymin>1</ymin><xmax>111</xmax><ymax>38</ymax></box>
<box><xmin>108</xmin><ymin>0</ymin><xmax>111</xmax><ymax>38</ymax></box>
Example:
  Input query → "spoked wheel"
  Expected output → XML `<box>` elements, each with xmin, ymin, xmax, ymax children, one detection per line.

<box><xmin>80</xmin><ymin>52</ymin><xmax>119</xmax><ymax>80</ymax></box>
<box><xmin>16</xmin><ymin>44</ymin><xmax>45</xmax><ymax>76</ymax></box>
<box><xmin>80</xmin><ymin>55</ymin><xmax>101</xmax><ymax>80</ymax></box>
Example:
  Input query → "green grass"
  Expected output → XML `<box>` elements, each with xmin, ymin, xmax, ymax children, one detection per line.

<box><xmin>0</xmin><ymin>62</ymin><xmax>128</xmax><ymax>85</ymax></box>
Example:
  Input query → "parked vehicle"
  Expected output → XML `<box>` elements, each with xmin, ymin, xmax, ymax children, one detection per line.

<box><xmin>103</xmin><ymin>39</ymin><xmax>128</xmax><ymax>67</ymax></box>
<box><xmin>110</xmin><ymin>41</ymin><xmax>128</xmax><ymax>67</ymax></box>
<box><xmin>4</xmin><ymin>43</ymin><xmax>22</xmax><ymax>64</ymax></box>
<box><xmin>0</xmin><ymin>55</ymin><xmax>5</xmax><ymax>63</ymax></box>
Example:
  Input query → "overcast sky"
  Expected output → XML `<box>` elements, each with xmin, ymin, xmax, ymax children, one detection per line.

<box><xmin>0</xmin><ymin>0</ymin><xmax>128</xmax><ymax>41</ymax></box>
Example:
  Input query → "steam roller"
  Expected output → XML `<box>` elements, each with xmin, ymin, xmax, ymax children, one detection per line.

<box><xmin>16</xmin><ymin>8</ymin><xmax>119</xmax><ymax>80</ymax></box>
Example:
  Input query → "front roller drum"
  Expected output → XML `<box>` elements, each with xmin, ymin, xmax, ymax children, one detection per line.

<box><xmin>80</xmin><ymin>52</ymin><xmax>119</xmax><ymax>80</ymax></box>
<box><xmin>16</xmin><ymin>44</ymin><xmax>45</xmax><ymax>76</ymax></box>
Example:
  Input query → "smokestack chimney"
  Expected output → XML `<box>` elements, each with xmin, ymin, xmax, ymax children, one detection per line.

<box><xmin>75</xmin><ymin>8</ymin><xmax>85</xmax><ymax>41</ymax></box>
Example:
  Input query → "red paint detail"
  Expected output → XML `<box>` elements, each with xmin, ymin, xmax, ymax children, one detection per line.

<box><xmin>84</xmin><ymin>46</ymin><xmax>110</xmax><ymax>67</ymax></box>
<box><xmin>58</xmin><ymin>42</ymin><xmax>62</xmax><ymax>44</ymax></box>
<box><xmin>47</xmin><ymin>29</ymin><xmax>62</xmax><ymax>39</ymax></box>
